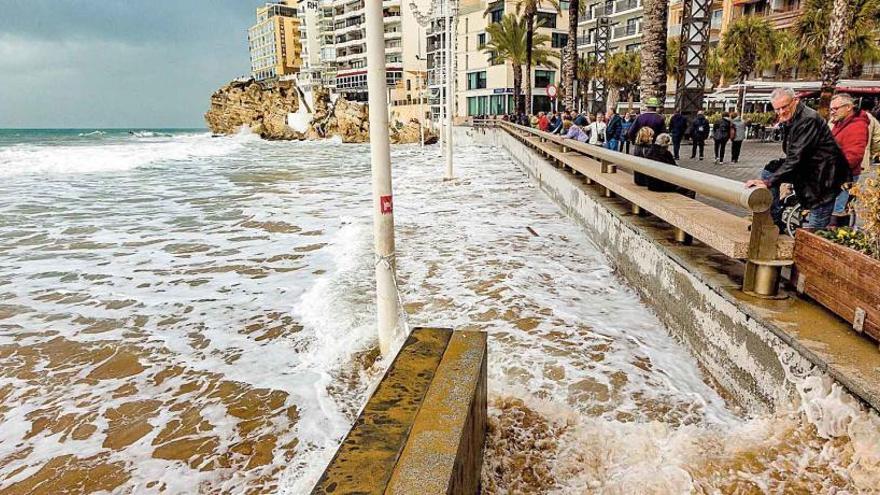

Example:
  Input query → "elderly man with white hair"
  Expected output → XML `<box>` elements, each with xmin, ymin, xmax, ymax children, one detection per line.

<box><xmin>745</xmin><ymin>87</ymin><xmax>849</xmax><ymax>231</ymax></box>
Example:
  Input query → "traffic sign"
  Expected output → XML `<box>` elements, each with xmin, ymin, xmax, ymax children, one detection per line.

<box><xmin>546</xmin><ymin>84</ymin><xmax>558</xmax><ymax>99</ymax></box>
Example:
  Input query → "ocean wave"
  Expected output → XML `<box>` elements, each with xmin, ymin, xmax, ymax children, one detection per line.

<box><xmin>129</xmin><ymin>130</ymin><xmax>173</xmax><ymax>138</ymax></box>
<box><xmin>0</xmin><ymin>133</ymin><xmax>257</xmax><ymax>176</ymax></box>
<box><xmin>77</xmin><ymin>130</ymin><xmax>106</xmax><ymax>137</ymax></box>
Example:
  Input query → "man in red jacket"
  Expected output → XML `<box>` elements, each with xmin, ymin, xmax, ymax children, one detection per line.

<box><xmin>537</xmin><ymin>112</ymin><xmax>550</xmax><ymax>132</ymax></box>
<box><xmin>829</xmin><ymin>93</ymin><xmax>869</xmax><ymax>227</ymax></box>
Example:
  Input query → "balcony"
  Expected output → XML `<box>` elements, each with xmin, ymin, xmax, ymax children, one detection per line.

<box><xmin>615</xmin><ymin>0</ymin><xmax>639</xmax><ymax>13</ymax></box>
<box><xmin>612</xmin><ymin>24</ymin><xmax>639</xmax><ymax>39</ymax></box>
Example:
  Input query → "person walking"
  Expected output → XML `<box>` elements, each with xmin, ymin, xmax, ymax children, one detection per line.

<box><xmin>621</xmin><ymin>112</ymin><xmax>634</xmax><ymax>153</ymax></box>
<box><xmin>605</xmin><ymin>109</ymin><xmax>623</xmax><ymax>151</ymax></box>
<box><xmin>668</xmin><ymin>111</ymin><xmax>688</xmax><ymax>160</ymax></box>
<box><xmin>730</xmin><ymin>112</ymin><xmax>747</xmax><ymax>163</ymax></box>
<box><xmin>828</xmin><ymin>93</ymin><xmax>869</xmax><ymax>227</ymax></box>
<box><xmin>690</xmin><ymin>110</ymin><xmax>710</xmax><ymax>160</ymax></box>
<box><xmin>626</xmin><ymin>97</ymin><xmax>666</xmax><ymax>145</ymax></box>
<box><xmin>713</xmin><ymin>111</ymin><xmax>732</xmax><ymax>164</ymax></box>
<box><xmin>745</xmin><ymin>88</ymin><xmax>849</xmax><ymax>231</ymax></box>
<box><xmin>587</xmin><ymin>113</ymin><xmax>606</xmax><ymax>145</ymax></box>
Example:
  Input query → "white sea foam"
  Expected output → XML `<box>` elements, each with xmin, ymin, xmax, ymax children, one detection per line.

<box><xmin>0</xmin><ymin>132</ymin><xmax>254</xmax><ymax>176</ymax></box>
<box><xmin>0</xmin><ymin>134</ymin><xmax>878</xmax><ymax>494</ymax></box>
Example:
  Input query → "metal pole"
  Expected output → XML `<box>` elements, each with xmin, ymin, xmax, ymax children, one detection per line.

<box><xmin>438</xmin><ymin>15</ymin><xmax>445</xmax><ymax>156</ymax></box>
<box><xmin>445</xmin><ymin>0</ymin><xmax>454</xmax><ymax>179</ymax></box>
<box><xmin>365</xmin><ymin>0</ymin><xmax>400</xmax><ymax>356</ymax></box>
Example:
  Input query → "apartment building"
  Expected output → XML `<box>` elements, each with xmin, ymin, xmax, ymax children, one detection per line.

<box><xmin>726</xmin><ymin>0</ymin><xmax>803</xmax><ymax>29</ymax></box>
<box><xmin>453</xmin><ymin>0</ymin><xmax>571</xmax><ymax>117</ymax></box>
<box><xmin>577</xmin><ymin>0</ymin><xmax>645</xmax><ymax>56</ymax></box>
<box><xmin>248</xmin><ymin>2</ymin><xmax>303</xmax><ymax>82</ymax></box>
<box><xmin>295</xmin><ymin>0</ymin><xmax>337</xmax><ymax>92</ymax></box>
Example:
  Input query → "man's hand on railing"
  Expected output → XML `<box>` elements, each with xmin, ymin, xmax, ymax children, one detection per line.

<box><xmin>744</xmin><ymin>179</ymin><xmax>769</xmax><ymax>189</ymax></box>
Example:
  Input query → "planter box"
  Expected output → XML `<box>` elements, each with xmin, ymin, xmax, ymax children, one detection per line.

<box><xmin>793</xmin><ymin>230</ymin><xmax>880</xmax><ymax>343</ymax></box>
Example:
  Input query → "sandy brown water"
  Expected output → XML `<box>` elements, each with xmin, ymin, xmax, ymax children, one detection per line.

<box><xmin>0</xmin><ymin>131</ymin><xmax>878</xmax><ymax>494</ymax></box>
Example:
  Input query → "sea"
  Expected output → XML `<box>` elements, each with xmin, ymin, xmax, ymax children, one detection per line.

<box><xmin>0</xmin><ymin>128</ymin><xmax>878</xmax><ymax>494</ymax></box>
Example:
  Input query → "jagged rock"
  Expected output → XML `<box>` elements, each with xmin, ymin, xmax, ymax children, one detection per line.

<box><xmin>205</xmin><ymin>79</ymin><xmax>301</xmax><ymax>140</ymax></box>
<box><xmin>206</xmin><ymin>79</ymin><xmax>432</xmax><ymax>144</ymax></box>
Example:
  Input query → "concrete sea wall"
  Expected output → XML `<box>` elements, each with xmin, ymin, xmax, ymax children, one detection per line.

<box><xmin>459</xmin><ymin>126</ymin><xmax>880</xmax><ymax>414</ymax></box>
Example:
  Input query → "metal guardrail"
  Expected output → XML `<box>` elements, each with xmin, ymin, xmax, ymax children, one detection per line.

<box><xmin>488</xmin><ymin>121</ymin><xmax>789</xmax><ymax>297</ymax></box>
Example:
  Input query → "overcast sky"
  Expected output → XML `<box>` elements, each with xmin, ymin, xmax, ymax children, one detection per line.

<box><xmin>0</xmin><ymin>1</ymin><xmax>267</xmax><ymax>128</ymax></box>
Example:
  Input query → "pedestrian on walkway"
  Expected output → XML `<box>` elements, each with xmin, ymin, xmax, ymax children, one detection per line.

<box><xmin>626</xmin><ymin>97</ymin><xmax>666</xmax><ymax>144</ymax></box>
<box><xmin>731</xmin><ymin>112</ymin><xmax>747</xmax><ymax>163</ymax></box>
<box><xmin>690</xmin><ymin>110</ymin><xmax>710</xmax><ymax>160</ymax></box>
<box><xmin>587</xmin><ymin>113</ymin><xmax>606</xmax><ymax>145</ymax></box>
<box><xmin>669</xmin><ymin>110</ymin><xmax>688</xmax><ymax>160</ymax></box>
<box><xmin>621</xmin><ymin>112</ymin><xmax>634</xmax><ymax>153</ymax></box>
<box><xmin>605</xmin><ymin>109</ymin><xmax>623</xmax><ymax>151</ymax></box>
<box><xmin>828</xmin><ymin>93</ymin><xmax>869</xmax><ymax>227</ymax></box>
<box><xmin>713</xmin><ymin>112</ymin><xmax>732</xmax><ymax>164</ymax></box>
<box><xmin>745</xmin><ymin>87</ymin><xmax>849</xmax><ymax>231</ymax></box>
<box><xmin>537</xmin><ymin>111</ymin><xmax>550</xmax><ymax>132</ymax></box>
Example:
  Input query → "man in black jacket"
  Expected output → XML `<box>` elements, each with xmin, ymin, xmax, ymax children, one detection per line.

<box><xmin>745</xmin><ymin>88</ymin><xmax>849</xmax><ymax>231</ymax></box>
<box><xmin>668</xmin><ymin>111</ymin><xmax>688</xmax><ymax>160</ymax></box>
<box><xmin>689</xmin><ymin>111</ymin><xmax>710</xmax><ymax>160</ymax></box>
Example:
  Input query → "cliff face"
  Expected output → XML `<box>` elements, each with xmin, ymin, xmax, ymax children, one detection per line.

<box><xmin>206</xmin><ymin>79</ymin><xmax>303</xmax><ymax>140</ymax></box>
<box><xmin>206</xmin><ymin>79</ymin><xmax>436</xmax><ymax>144</ymax></box>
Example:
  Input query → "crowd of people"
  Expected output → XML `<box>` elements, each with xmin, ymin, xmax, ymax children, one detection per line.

<box><xmin>493</xmin><ymin>89</ymin><xmax>880</xmax><ymax>232</ymax></box>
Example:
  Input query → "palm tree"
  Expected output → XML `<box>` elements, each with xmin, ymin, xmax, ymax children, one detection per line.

<box><xmin>603</xmin><ymin>51</ymin><xmax>641</xmax><ymax>111</ymax></box>
<box><xmin>774</xmin><ymin>30</ymin><xmax>804</xmax><ymax>80</ymax></box>
<box><xmin>795</xmin><ymin>0</ymin><xmax>880</xmax><ymax>79</ymax></box>
<box><xmin>706</xmin><ymin>46</ymin><xmax>736</xmax><ymax>90</ymax></box>
<box><xmin>491</xmin><ymin>0</ymin><xmax>561</xmax><ymax>115</ymax></box>
<box><xmin>639</xmin><ymin>0</ymin><xmax>669</xmax><ymax>103</ymax></box>
<box><xmin>819</xmin><ymin>0</ymin><xmax>851</xmax><ymax>115</ymax></box>
<box><xmin>562</xmin><ymin>0</ymin><xmax>582</xmax><ymax>110</ymax></box>
<box><xmin>666</xmin><ymin>36</ymin><xmax>681</xmax><ymax>83</ymax></box>
<box><xmin>719</xmin><ymin>16</ymin><xmax>778</xmax><ymax>110</ymax></box>
<box><xmin>576</xmin><ymin>55</ymin><xmax>595</xmax><ymax>110</ymax></box>
<box><xmin>482</xmin><ymin>14</ymin><xmax>558</xmax><ymax>115</ymax></box>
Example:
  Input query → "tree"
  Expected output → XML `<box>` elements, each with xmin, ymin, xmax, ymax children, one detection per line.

<box><xmin>482</xmin><ymin>14</ymin><xmax>558</xmax><ymax>115</ymax></box>
<box><xmin>706</xmin><ymin>46</ymin><xmax>736</xmax><ymax>90</ymax></box>
<box><xmin>562</xmin><ymin>0</ymin><xmax>583</xmax><ymax>110</ymax></box>
<box><xmin>719</xmin><ymin>16</ymin><xmax>778</xmax><ymax>110</ymax></box>
<box><xmin>576</xmin><ymin>55</ymin><xmax>595</xmax><ymax>110</ymax></box>
<box><xmin>819</xmin><ymin>0</ymin><xmax>851</xmax><ymax>115</ymax></box>
<box><xmin>639</xmin><ymin>0</ymin><xmax>669</xmax><ymax>103</ymax></box>
<box><xmin>666</xmin><ymin>36</ymin><xmax>681</xmax><ymax>84</ymax></box>
<box><xmin>492</xmin><ymin>0</ymin><xmax>561</xmax><ymax>115</ymax></box>
<box><xmin>795</xmin><ymin>0</ymin><xmax>880</xmax><ymax>79</ymax></box>
<box><xmin>602</xmin><ymin>51</ymin><xmax>641</xmax><ymax>112</ymax></box>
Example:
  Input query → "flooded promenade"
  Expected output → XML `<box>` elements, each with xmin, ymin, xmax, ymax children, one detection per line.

<box><xmin>0</xmin><ymin>131</ymin><xmax>878</xmax><ymax>493</ymax></box>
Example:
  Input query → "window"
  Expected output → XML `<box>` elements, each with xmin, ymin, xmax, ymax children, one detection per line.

<box><xmin>552</xmin><ymin>33</ymin><xmax>568</xmax><ymax>48</ymax></box>
<box><xmin>536</xmin><ymin>12</ymin><xmax>556</xmax><ymax>29</ymax></box>
<box><xmin>477</xmin><ymin>33</ymin><xmax>487</xmax><ymax>49</ymax></box>
<box><xmin>488</xmin><ymin>50</ymin><xmax>503</xmax><ymax>66</ymax></box>
<box><xmin>488</xmin><ymin>4</ymin><xmax>504</xmax><ymax>23</ymax></box>
<box><xmin>534</xmin><ymin>69</ymin><xmax>554</xmax><ymax>88</ymax></box>
<box><xmin>467</xmin><ymin>71</ymin><xmax>487</xmax><ymax>90</ymax></box>
<box><xmin>467</xmin><ymin>96</ymin><xmax>489</xmax><ymax>116</ymax></box>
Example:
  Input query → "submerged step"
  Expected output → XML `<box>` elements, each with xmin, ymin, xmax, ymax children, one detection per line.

<box><xmin>312</xmin><ymin>327</ymin><xmax>487</xmax><ymax>494</ymax></box>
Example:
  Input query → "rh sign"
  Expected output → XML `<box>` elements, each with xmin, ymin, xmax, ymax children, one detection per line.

<box><xmin>380</xmin><ymin>195</ymin><xmax>393</xmax><ymax>214</ymax></box>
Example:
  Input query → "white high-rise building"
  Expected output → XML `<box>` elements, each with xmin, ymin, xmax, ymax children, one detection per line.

<box><xmin>295</xmin><ymin>0</ymin><xmax>337</xmax><ymax>92</ymax></box>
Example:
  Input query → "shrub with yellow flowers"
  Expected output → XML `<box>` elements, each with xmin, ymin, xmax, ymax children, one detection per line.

<box><xmin>826</xmin><ymin>174</ymin><xmax>880</xmax><ymax>259</ymax></box>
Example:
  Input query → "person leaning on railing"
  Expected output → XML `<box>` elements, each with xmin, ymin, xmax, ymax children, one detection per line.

<box><xmin>744</xmin><ymin>87</ymin><xmax>849</xmax><ymax>232</ymax></box>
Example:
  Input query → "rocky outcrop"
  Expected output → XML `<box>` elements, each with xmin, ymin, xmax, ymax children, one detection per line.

<box><xmin>206</xmin><ymin>79</ymin><xmax>435</xmax><ymax>144</ymax></box>
<box><xmin>205</xmin><ymin>79</ymin><xmax>303</xmax><ymax>140</ymax></box>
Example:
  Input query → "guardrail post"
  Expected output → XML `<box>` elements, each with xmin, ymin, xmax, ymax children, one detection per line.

<box><xmin>600</xmin><ymin>160</ymin><xmax>617</xmax><ymax>174</ymax></box>
<box><xmin>742</xmin><ymin>209</ymin><xmax>791</xmax><ymax>298</ymax></box>
<box><xmin>631</xmin><ymin>204</ymin><xmax>642</xmax><ymax>215</ymax></box>
<box><xmin>674</xmin><ymin>228</ymin><xmax>693</xmax><ymax>245</ymax></box>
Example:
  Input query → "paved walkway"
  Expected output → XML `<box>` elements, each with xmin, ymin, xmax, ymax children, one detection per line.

<box><xmin>674</xmin><ymin>140</ymin><xmax>786</xmax><ymax>215</ymax></box>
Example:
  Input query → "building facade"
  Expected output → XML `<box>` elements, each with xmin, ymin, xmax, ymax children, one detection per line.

<box><xmin>248</xmin><ymin>2</ymin><xmax>304</xmax><ymax>82</ymax></box>
<box><xmin>295</xmin><ymin>0</ymin><xmax>337</xmax><ymax>92</ymax></box>
<box><xmin>452</xmin><ymin>0</ymin><xmax>571</xmax><ymax>118</ymax></box>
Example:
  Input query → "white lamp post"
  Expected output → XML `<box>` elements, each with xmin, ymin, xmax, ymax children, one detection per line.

<box><xmin>365</xmin><ymin>0</ymin><xmax>400</xmax><ymax>356</ymax></box>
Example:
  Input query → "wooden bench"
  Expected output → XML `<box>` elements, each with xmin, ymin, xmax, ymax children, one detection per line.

<box><xmin>517</xmin><ymin>134</ymin><xmax>794</xmax><ymax>261</ymax></box>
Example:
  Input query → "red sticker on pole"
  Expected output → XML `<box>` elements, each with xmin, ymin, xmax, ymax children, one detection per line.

<box><xmin>380</xmin><ymin>195</ymin><xmax>393</xmax><ymax>214</ymax></box>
